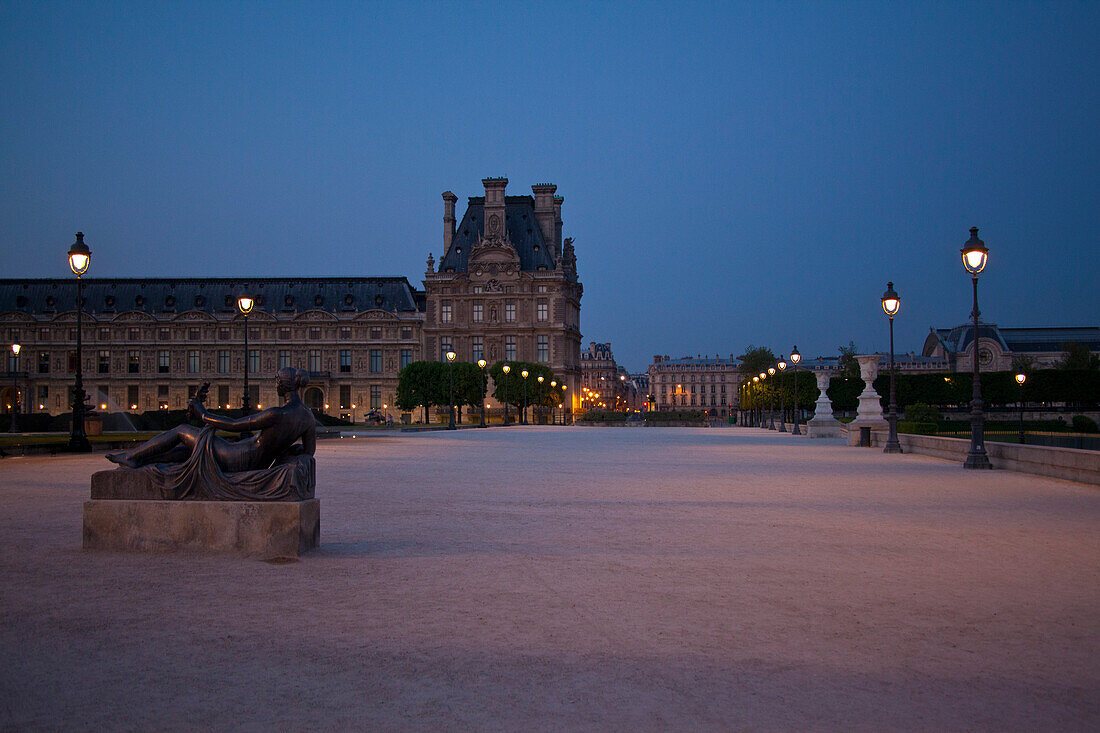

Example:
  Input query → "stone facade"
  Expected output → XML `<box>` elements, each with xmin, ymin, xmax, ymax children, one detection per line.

<box><xmin>648</xmin><ymin>354</ymin><xmax>741</xmax><ymax>416</ymax></box>
<box><xmin>422</xmin><ymin>178</ymin><xmax>583</xmax><ymax>409</ymax></box>
<box><xmin>0</xmin><ymin>277</ymin><xmax>425</xmax><ymax>422</ymax></box>
<box><xmin>1</xmin><ymin>177</ymin><xmax>583</xmax><ymax>420</ymax></box>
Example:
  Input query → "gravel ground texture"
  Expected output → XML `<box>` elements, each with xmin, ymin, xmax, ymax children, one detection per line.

<box><xmin>1</xmin><ymin>426</ymin><xmax>1098</xmax><ymax>731</ymax></box>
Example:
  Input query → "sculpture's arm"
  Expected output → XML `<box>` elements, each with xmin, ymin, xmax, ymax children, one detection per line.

<box><xmin>191</xmin><ymin>402</ymin><xmax>279</xmax><ymax>432</ymax></box>
<box><xmin>301</xmin><ymin>424</ymin><xmax>317</xmax><ymax>456</ymax></box>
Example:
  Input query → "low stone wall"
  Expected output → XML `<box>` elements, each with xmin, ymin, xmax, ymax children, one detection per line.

<box><xmin>863</xmin><ymin>431</ymin><xmax>1100</xmax><ymax>486</ymax></box>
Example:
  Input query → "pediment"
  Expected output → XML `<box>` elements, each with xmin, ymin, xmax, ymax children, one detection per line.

<box><xmin>172</xmin><ymin>310</ymin><xmax>217</xmax><ymax>322</ymax></box>
<box><xmin>110</xmin><ymin>310</ymin><xmax>156</xmax><ymax>322</ymax></box>
<box><xmin>0</xmin><ymin>310</ymin><xmax>35</xmax><ymax>323</ymax></box>
<box><xmin>354</xmin><ymin>309</ymin><xmax>399</xmax><ymax>321</ymax></box>
<box><xmin>293</xmin><ymin>309</ymin><xmax>339</xmax><ymax>322</ymax></box>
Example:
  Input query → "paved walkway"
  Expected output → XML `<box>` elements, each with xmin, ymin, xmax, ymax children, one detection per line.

<box><xmin>2</xmin><ymin>427</ymin><xmax>1098</xmax><ymax>730</ymax></box>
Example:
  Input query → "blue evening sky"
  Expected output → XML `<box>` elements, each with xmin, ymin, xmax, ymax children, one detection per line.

<box><xmin>2</xmin><ymin>1</ymin><xmax>1098</xmax><ymax>371</ymax></box>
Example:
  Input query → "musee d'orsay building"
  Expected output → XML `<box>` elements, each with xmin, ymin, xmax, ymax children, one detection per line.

<box><xmin>0</xmin><ymin>177</ymin><xmax>583</xmax><ymax>422</ymax></box>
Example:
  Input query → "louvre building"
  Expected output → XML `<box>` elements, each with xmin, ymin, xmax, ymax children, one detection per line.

<box><xmin>0</xmin><ymin>178</ymin><xmax>582</xmax><ymax>422</ymax></box>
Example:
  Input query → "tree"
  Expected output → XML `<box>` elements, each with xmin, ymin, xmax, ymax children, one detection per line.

<box><xmin>488</xmin><ymin>361</ymin><xmax>555</xmax><ymax>417</ymax></box>
<box><xmin>738</xmin><ymin>345</ymin><xmax>776</xmax><ymax>378</ymax></box>
<box><xmin>838</xmin><ymin>341</ymin><xmax>859</xmax><ymax>378</ymax></box>
<box><xmin>1011</xmin><ymin>353</ymin><xmax>1035</xmax><ymax>375</ymax></box>
<box><xmin>1059</xmin><ymin>341</ymin><xmax>1099</xmax><ymax>371</ymax></box>
<box><xmin>396</xmin><ymin>361</ymin><xmax>446</xmax><ymax>423</ymax></box>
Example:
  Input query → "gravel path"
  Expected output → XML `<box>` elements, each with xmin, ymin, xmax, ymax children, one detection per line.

<box><xmin>1</xmin><ymin>427</ymin><xmax>1098</xmax><ymax>730</ymax></box>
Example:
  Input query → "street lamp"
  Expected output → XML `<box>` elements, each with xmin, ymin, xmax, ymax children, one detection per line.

<box><xmin>477</xmin><ymin>359</ymin><xmax>488</xmax><ymax>427</ymax></box>
<box><xmin>537</xmin><ymin>374</ymin><xmax>544</xmax><ymax>424</ymax></box>
<box><xmin>777</xmin><ymin>360</ymin><xmax>787</xmax><ymax>432</ymax></box>
<box><xmin>961</xmin><ymin>227</ymin><xmax>992</xmax><ymax>469</ymax></box>
<box><xmin>790</xmin><ymin>346</ymin><xmax>802</xmax><ymax>435</ymax></box>
<box><xmin>767</xmin><ymin>367</ymin><xmax>776</xmax><ymax>429</ymax></box>
<box><xmin>560</xmin><ymin>384</ymin><xmax>567</xmax><ymax>424</ymax></box>
<box><xmin>550</xmin><ymin>380</ymin><xmax>557</xmax><ymax>424</ymax></box>
<box><xmin>752</xmin><ymin>374</ymin><xmax>761</xmax><ymax>424</ymax></box>
<box><xmin>521</xmin><ymin>369</ymin><xmax>529</xmax><ymax>425</ymax></box>
<box><xmin>502</xmin><ymin>364</ymin><xmax>511</xmax><ymax>425</ymax></box>
<box><xmin>237</xmin><ymin>294</ymin><xmax>254</xmax><ymax>416</ymax></box>
<box><xmin>1015</xmin><ymin>372</ymin><xmax>1027</xmax><ymax>445</ymax></box>
<box><xmin>9</xmin><ymin>343</ymin><xmax>20</xmax><ymax>433</ymax></box>
<box><xmin>67</xmin><ymin>233</ymin><xmax>92</xmax><ymax>452</ymax></box>
<box><xmin>446</xmin><ymin>350</ymin><xmax>457</xmax><ymax>429</ymax></box>
<box><xmin>882</xmin><ymin>281</ymin><xmax>902</xmax><ymax>454</ymax></box>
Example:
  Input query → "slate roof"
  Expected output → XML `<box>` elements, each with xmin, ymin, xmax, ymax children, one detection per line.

<box><xmin>930</xmin><ymin>324</ymin><xmax>1100</xmax><ymax>354</ymax></box>
<box><xmin>0</xmin><ymin>277</ymin><xmax>424</xmax><ymax>317</ymax></box>
<box><xmin>438</xmin><ymin>195</ymin><xmax>557</xmax><ymax>274</ymax></box>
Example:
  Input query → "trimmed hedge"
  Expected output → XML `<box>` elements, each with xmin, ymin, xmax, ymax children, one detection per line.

<box><xmin>897</xmin><ymin>421</ymin><xmax>938</xmax><ymax>435</ymax></box>
<box><xmin>578</xmin><ymin>410</ymin><xmax>629</xmax><ymax>423</ymax></box>
<box><xmin>645</xmin><ymin>410</ymin><xmax>707</xmax><ymax>422</ymax></box>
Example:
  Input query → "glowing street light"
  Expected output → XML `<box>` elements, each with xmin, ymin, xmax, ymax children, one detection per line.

<box><xmin>8</xmin><ymin>343</ymin><xmax>20</xmax><ymax>433</ymax></box>
<box><xmin>446</xmin><ymin>349</ymin><xmax>457</xmax><ymax>429</ymax></box>
<box><xmin>881</xmin><ymin>281</ymin><xmax>902</xmax><ymax>454</ymax></box>
<box><xmin>521</xmin><ymin>369</ymin><xmax>529</xmax><ymax>424</ymax></box>
<box><xmin>1015</xmin><ymin>371</ymin><xmax>1027</xmax><ymax>445</ymax></box>
<box><xmin>238</xmin><ymin>294</ymin><xmax>255</xmax><ymax>415</ymax></box>
<box><xmin>67</xmin><ymin>233</ymin><xmax>92</xmax><ymax>452</ymax></box>
<box><xmin>961</xmin><ymin>228</ymin><xmax>992</xmax><ymax>469</ymax></box>
<box><xmin>790</xmin><ymin>346</ymin><xmax>802</xmax><ymax>435</ymax></box>
<box><xmin>477</xmin><ymin>358</ymin><xmax>488</xmax><ymax>427</ymax></box>
<box><xmin>777</xmin><ymin>359</ymin><xmax>787</xmax><ymax>432</ymax></box>
<box><xmin>502</xmin><ymin>364</ymin><xmax>511</xmax><ymax>425</ymax></box>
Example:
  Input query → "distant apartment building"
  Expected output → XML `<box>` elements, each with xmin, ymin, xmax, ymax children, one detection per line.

<box><xmin>579</xmin><ymin>341</ymin><xmax>637</xmax><ymax>410</ymax></box>
<box><xmin>648</xmin><ymin>354</ymin><xmax>741</xmax><ymax>416</ymax></box>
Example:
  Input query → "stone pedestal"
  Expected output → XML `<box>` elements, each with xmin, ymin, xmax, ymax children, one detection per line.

<box><xmin>848</xmin><ymin>354</ymin><xmax>888</xmax><ymax>445</ymax></box>
<box><xmin>807</xmin><ymin>370</ymin><xmax>842</xmax><ymax>438</ymax></box>
<box><xmin>83</xmin><ymin>499</ymin><xmax>320</xmax><ymax>557</ymax></box>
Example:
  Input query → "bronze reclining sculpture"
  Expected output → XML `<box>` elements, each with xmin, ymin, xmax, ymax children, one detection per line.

<box><xmin>103</xmin><ymin>367</ymin><xmax>317</xmax><ymax>501</ymax></box>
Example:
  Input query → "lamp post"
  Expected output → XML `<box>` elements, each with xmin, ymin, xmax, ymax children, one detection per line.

<box><xmin>756</xmin><ymin>374</ymin><xmax>764</xmax><ymax>427</ymax></box>
<box><xmin>67</xmin><ymin>233</ymin><xmax>92</xmax><ymax>452</ymax></box>
<box><xmin>560</xmin><ymin>384</ymin><xmax>567</xmax><ymax>424</ymax></box>
<box><xmin>446</xmin><ymin>350</ymin><xmax>456</xmax><ymax>429</ymax></box>
<box><xmin>502</xmin><ymin>364</ymin><xmax>511</xmax><ymax>425</ymax></box>
<box><xmin>537</xmin><ymin>374</ymin><xmax>545</xmax><ymax>424</ymax></box>
<box><xmin>962</xmin><ymin>227</ymin><xmax>992</xmax><ymax>469</ymax></box>
<box><xmin>882</xmin><ymin>281</ymin><xmax>902</xmax><ymax>454</ymax></box>
<box><xmin>767</xmin><ymin>367</ymin><xmax>776</xmax><ymax>429</ymax></box>
<box><xmin>237</xmin><ymin>294</ymin><xmax>254</xmax><ymax>414</ymax></box>
<box><xmin>477</xmin><ymin>359</ymin><xmax>488</xmax><ymax>427</ymax></box>
<box><xmin>521</xmin><ymin>369</ymin><xmax>529</xmax><ymax>424</ymax></box>
<box><xmin>9</xmin><ymin>343</ymin><xmax>20</xmax><ymax>433</ymax></box>
<box><xmin>790</xmin><ymin>346</ymin><xmax>802</xmax><ymax>435</ymax></box>
<box><xmin>1015</xmin><ymin>372</ymin><xmax>1026</xmax><ymax>445</ymax></box>
<box><xmin>550</xmin><ymin>380</ymin><xmax>557</xmax><ymax>424</ymax></box>
<box><xmin>777</xmin><ymin>360</ymin><xmax>787</xmax><ymax>432</ymax></box>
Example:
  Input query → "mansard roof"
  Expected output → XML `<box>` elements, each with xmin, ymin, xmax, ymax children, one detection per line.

<box><xmin>438</xmin><ymin>195</ymin><xmax>556</xmax><ymax>274</ymax></box>
<box><xmin>926</xmin><ymin>323</ymin><xmax>1100</xmax><ymax>355</ymax></box>
<box><xmin>0</xmin><ymin>277</ymin><xmax>424</xmax><ymax>317</ymax></box>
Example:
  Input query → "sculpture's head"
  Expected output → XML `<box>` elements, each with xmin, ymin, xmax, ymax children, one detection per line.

<box><xmin>276</xmin><ymin>367</ymin><xmax>310</xmax><ymax>396</ymax></box>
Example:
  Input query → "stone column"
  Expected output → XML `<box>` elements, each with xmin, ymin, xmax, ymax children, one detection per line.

<box><xmin>848</xmin><ymin>354</ymin><xmax>889</xmax><ymax>445</ymax></box>
<box><xmin>807</xmin><ymin>369</ymin><xmax>841</xmax><ymax>438</ymax></box>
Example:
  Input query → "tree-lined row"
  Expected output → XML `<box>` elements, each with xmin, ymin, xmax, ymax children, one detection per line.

<box><xmin>394</xmin><ymin>360</ymin><xmax>565</xmax><ymax>421</ymax></box>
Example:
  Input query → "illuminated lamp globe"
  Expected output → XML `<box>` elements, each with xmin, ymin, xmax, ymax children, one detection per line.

<box><xmin>961</xmin><ymin>227</ymin><xmax>989</xmax><ymax>275</ymax></box>
<box><xmin>881</xmin><ymin>281</ymin><xmax>900</xmax><ymax>316</ymax></box>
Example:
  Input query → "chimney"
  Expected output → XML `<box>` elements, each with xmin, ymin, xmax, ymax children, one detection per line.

<box><xmin>532</xmin><ymin>183</ymin><xmax>556</xmax><ymax>248</ymax></box>
<box><xmin>553</xmin><ymin>195</ymin><xmax>564</xmax><ymax>259</ymax></box>
<box><xmin>442</xmin><ymin>191</ymin><xmax>457</xmax><ymax>254</ymax></box>
<box><xmin>482</xmin><ymin>177</ymin><xmax>508</xmax><ymax>240</ymax></box>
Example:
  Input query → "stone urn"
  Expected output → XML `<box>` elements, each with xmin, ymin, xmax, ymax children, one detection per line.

<box><xmin>807</xmin><ymin>370</ymin><xmax>841</xmax><ymax>438</ymax></box>
<box><xmin>848</xmin><ymin>354</ymin><xmax>888</xmax><ymax>444</ymax></box>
